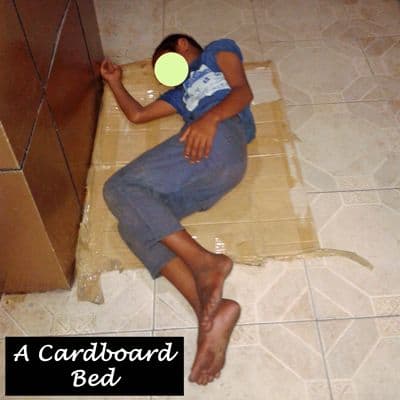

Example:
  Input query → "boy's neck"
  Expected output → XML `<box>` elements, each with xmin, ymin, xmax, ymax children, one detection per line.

<box><xmin>186</xmin><ymin>48</ymin><xmax>202</xmax><ymax>66</ymax></box>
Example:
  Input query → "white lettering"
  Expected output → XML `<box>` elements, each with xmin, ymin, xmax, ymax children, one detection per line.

<box><xmin>37</xmin><ymin>341</ymin><xmax>179</xmax><ymax>363</ymax></box>
<box><xmin>114</xmin><ymin>349</ymin><xmax>126</xmax><ymax>362</ymax></box>
<box><xmin>141</xmin><ymin>348</ymin><xmax>159</xmax><ymax>362</ymax></box>
<box><xmin>158</xmin><ymin>342</ymin><xmax>179</xmax><ymax>362</ymax></box>
<box><xmin>39</xmin><ymin>344</ymin><xmax>53</xmax><ymax>361</ymax></box>
<box><xmin>55</xmin><ymin>348</ymin><xmax>84</xmax><ymax>362</ymax></box>
<box><xmin>71</xmin><ymin>369</ymin><xmax>86</xmax><ymax>387</ymax></box>
<box><xmin>71</xmin><ymin>368</ymin><xmax>121</xmax><ymax>387</ymax></box>
<box><xmin>83</xmin><ymin>342</ymin><xmax>107</xmax><ymax>362</ymax></box>
<box><xmin>128</xmin><ymin>349</ymin><xmax>142</xmax><ymax>362</ymax></box>
<box><xmin>13</xmin><ymin>344</ymin><xmax>29</xmax><ymax>362</ymax></box>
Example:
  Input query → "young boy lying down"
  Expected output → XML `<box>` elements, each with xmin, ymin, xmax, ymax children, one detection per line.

<box><xmin>101</xmin><ymin>33</ymin><xmax>255</xmax><ymax>386</ymax></box>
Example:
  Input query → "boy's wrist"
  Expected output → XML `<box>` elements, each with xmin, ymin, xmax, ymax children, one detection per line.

<box><xmin>204</xmin><ymin>109</ymin><xmax>222</xmax><ymax>125</ymax></box>
<box><xmin>106</xmin><ymin>78</ymin><xmax>123</xmax><ymax>89</ymax></box>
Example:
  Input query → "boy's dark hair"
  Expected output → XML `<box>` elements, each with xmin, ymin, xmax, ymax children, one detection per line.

<box><xmin>152</xmin><ymin>33</ymin><xmax>203</xmax><ymax>67</ymax></box>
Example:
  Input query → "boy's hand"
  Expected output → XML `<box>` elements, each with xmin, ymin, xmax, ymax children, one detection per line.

<box><xmin>179</xmin><ymin>115</ymin><xmax>218</xmax><ymax>163</ymax></box>
<box><xmin>100</xmin><ymin>58</ymin><xmax>122</xmax><ymax>84</ymax></box>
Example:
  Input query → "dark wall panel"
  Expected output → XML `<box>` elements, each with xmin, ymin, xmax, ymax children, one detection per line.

<box><xmin>15</xmin><ymin>0</ymin><xmax>69</xmax><ymax>81</ymax></box>
<box><xmin>75</xmin><ymin>0</ymin><xmax>104</xmax><ymax>81</ymax></box>
<box><xmin>0</xmin><ymin>0</ymin><xmax>42</xmax><ymax>167</ymax></box>
<box><xmin>0</xmin><ymin>171</ymin><xmax>71</xmax><ymax>293</ymax></box>
<box><xmin>46</xmin><ymin>1</ymin><xmax>97</xmax><ymax>205</ymax></box>
<box><xmin>0</xmin><ymin>0</ymin><xmax>102</xmax><ymax>293</ymax></box>
<box><xmin>23</xmin><ymin>101</ymin><xmax>81</xmax><ymax>277</ymax></box>
<box><xmin>0</xmin><ymin>122</ymin><xmax>19</xmax><ymax>169</ymax></box>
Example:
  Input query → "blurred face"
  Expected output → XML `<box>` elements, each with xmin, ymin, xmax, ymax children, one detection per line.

<box><xmin>153</xmin><ymin>51</ymin><xmax>189</xmax><ymax>86</ymax></box>
<box><xmin>152</xmin><ymin>38</ymin><xmax>201</xmax><ymax>68</ymax></box>
<box><xmin>152</xmin><ymin>49</ymin><xmax>171</xmax><ymax>68</ymax></box>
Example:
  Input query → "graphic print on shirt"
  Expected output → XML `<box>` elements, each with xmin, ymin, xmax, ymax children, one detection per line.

<box><xmin>182</xmin><ymin>64</ymin><xmax>230</xmax><ymax>111</ymax></box>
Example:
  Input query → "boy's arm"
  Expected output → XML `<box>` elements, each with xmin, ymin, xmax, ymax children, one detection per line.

<box><xmin>180</xmin><ymin>51</ymin><xmax>253</xmax><ymax>163</ymax></box>
<box><xmin>101</xmin><ymin>59</ymin><xmax>177</xmax><ymax>123</ymax></box>
<box><xmin>204</xmin><ymin>51</ymin><xmax>253</xmax><ymax>124</ymax></box>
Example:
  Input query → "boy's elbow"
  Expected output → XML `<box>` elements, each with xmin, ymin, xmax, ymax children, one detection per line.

<box><xmin>128</xmin><ymin>111</ymin><xmax>142</xmax><ymax>124</ymax></box>
<box><xmin>232</xmin><ymin>84</ymin><xmax>253</xmax><ymax>105</ymax></box>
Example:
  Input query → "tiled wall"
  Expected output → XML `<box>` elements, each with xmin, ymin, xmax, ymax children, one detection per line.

<box><xmin>0</xmin><ymin>0</ymin><xmax>103</xmax><ymax>293</ymax></box>
<box><xmin>93</xmin><ymin>0</ymin><xmax>163</xmax><ymax>64</ymax></box>
<box><xmin>93</xmin><ymin>0</ymin><xmax>260</xmax><ymax>64</ymax></box>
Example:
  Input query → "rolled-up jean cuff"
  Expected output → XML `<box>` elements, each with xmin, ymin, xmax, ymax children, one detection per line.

<box><xmin>149</xmin><ymin>251</ymin><xmax>178</xmax><ymax>279</ymax></box>
<box><xmin>148</xmin><ymin>223</ymin><xmax>185</xmax><ymax>248</ymax></box>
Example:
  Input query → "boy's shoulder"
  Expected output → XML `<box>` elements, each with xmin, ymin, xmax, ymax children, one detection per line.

<box><xmin>201</xmin><ymin>38</ymin><xmax>243</xmax><ymax>66</ymax></box>
<box><xmin>204</xmin><ymin>38</ymin><xmax>241</xmax><ymax>54</ymax></box>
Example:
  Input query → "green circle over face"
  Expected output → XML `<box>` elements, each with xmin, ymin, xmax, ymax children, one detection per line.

<box><xmin>154</xmin><ymin>52</ymin><xmax>189</xmax><ymax>87</ymax></box>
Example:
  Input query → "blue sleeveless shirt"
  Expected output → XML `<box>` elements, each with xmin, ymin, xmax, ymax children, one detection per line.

<box><xmin>158</xmin><ymin>38</ymin><xmax>256</xmax><ymax>143</ymax></box>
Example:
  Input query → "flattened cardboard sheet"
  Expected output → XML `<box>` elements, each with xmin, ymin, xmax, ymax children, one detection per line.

<box><xmin>75</xmin><ymin>60</ymin><xmax>372</xmax><ymax>304</ymax></box>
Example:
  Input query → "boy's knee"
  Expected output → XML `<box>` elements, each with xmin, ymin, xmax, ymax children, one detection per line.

<box><xmin>103</xmin><ymin>173</ymin><xmax>124</xmax><ymax>209</ymax></box>
<box><xmin>222</xmin><ymin>160</ymin><xmax>247</xmax><ymax>189</ymax></box>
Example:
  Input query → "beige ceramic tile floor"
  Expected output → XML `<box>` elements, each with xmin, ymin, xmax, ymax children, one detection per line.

<box><xmin>2</xmin><ymin>0</ymin><xmax>400</xmax><ymax>398</ymax></box>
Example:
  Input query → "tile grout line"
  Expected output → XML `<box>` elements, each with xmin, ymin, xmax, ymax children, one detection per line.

<box><xmin>281</xmin><ymin>322</ymin><xmax>323</xmax><ymax>358</ymax></box>
<box><xmin>322</xmin><ymin>320</ymin><xmax>356</xmax><ymax>362</ymax></box>
<box><xmin>11</xmin><ymin>0</ymin><xmax>46</xmax><ymax>171</ymax></box>
<box><xmin>2</xmin><ymin>312</ymin><xmax>398</xmax><ymax>339</ymax></box>
<box><xmin>310</xmin><ymin>288</ymin><xmax>353</xmax><ymax>320</ymax></box>
<box><xmin>38</xmin><ymin>0</ymin><xmax>82</xmax><ymax>207</ymax></box>
<box><xmin>356</xmin><ymin>35</ymin><xmax>380</xmax><ymax>80</ymax></box>
<box><xmin>74</xmin><ymin>0</ymin><xmax>98</xmax><ymax>82</ymax></box>
<box><xmin>44</xmin><ymin>0</ymin><xmax>71</xmax><ymax>87</ymax></box>
<box><xmin>307</xmin><ymin>186</ymin><xmax>400</xmax><ymax>195</ymax></box>
<box><xmin>60</xmin><ymin>328</ymin><xmax>154</xmax><ymax>337</ymax></box>
<box><xmin>12</xmin><ymin>0</ymin><xmax>43</xmax><ymax>83</ymax></box>
<box><xmin>19</xmin><ymin>99</ymin><xmax>43</xmax><ymax>171</ymax></box>
<box><xmin>319</xmin><ymin>313</ymin><xmax>400</xmax><ymax>322</ymax></box>
<box><xmin>46</xmin><ymin>99</ymin><xmax>82</xmax><ymax>207</ymax></box>
<box><xmin>250</xmin><ymin>0</ymin><xmax>263</xmax><ymax>51</ymax></box>
<box><xmin>150</xmin><ymin>312</ymin><xmax>400</xmax><ymax>334</ymax></box>
<box><xmin>280</xmin><ymin>287</ymin><xmax>311</xmax><ymax>322</ymax></box>
<box><xmin>285</xmin><ymin>98</ymin><xmax>394</xmax><ymax>107</ymax></box>
<box><xmin>29</xmin><ymin>312</ymin><xmax>400</xmax><ymax>338</ymax></box>
<box><xmin>0</xmin><ymin>304</ymin><xmax>28</xmax><ymax>337</ymax></box>
<box><xmin>371</xmin><ymin>152</ymin><xmax>395</xmax><ymax>179</ymax></box>
<box><xmin>302</xmin><ymin>257</ymin><xmax>335</xmax><ymax>400</ymax></box>
<box><xmin>254</xmin><ymin>34</ymin><xmax>400</xmax><ymax>46</ymax></box>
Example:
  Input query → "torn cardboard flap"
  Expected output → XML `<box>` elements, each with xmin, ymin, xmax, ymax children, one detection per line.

<box><xmin>75</xmin><ymin>60</ymin><xmax>373</xmax><ymax>304</ymax></box>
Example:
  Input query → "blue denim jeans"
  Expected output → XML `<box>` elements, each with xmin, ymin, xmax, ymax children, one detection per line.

<box><xmin>103</xmin><ymin>115</ymin><xmax>248</xmax><ymax>278</ymax></box>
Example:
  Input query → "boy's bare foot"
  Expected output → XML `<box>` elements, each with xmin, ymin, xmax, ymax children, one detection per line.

<box><xmin>194</xmin><ymin>254</ymin><xmax>233</xmax><ymax>331</ymax></box>
<box><xmin>189</xmin><ymin>299</ymin><xmax>240</xmax><ymax>385</ymax></box>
